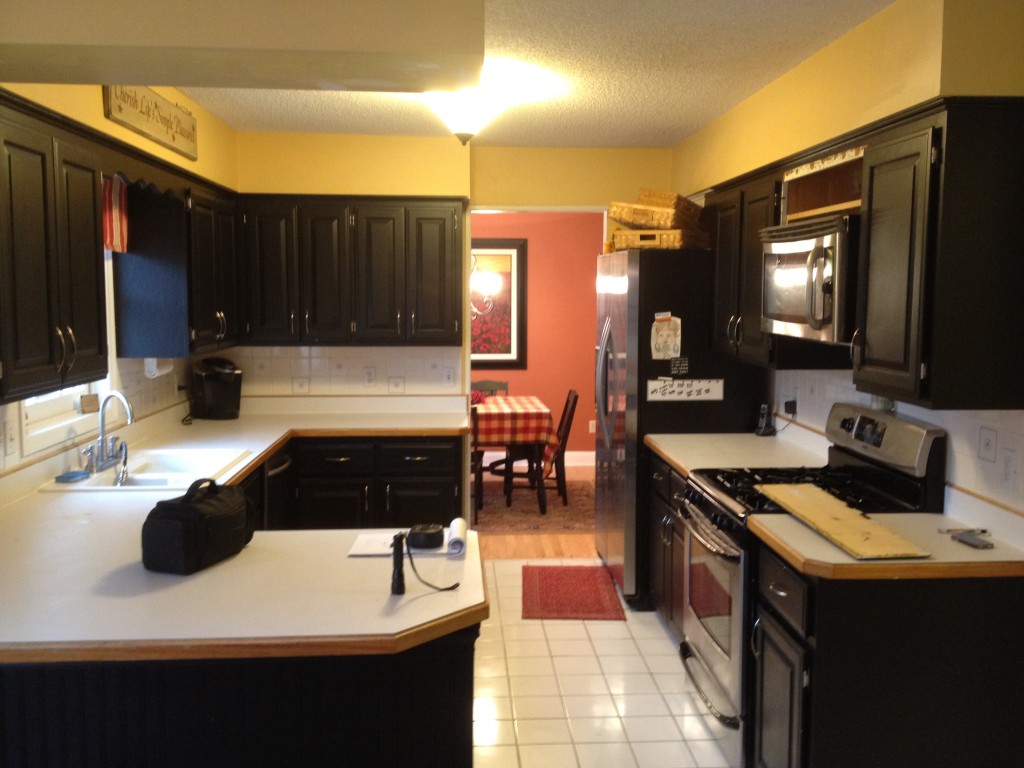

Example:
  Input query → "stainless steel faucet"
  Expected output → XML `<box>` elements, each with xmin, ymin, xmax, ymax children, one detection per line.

<box><xmin>91</xmin><ymin>390</ymin><xmax>135</xmax><ymax>478</ymax></box>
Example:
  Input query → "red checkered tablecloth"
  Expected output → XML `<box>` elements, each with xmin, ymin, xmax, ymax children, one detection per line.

<box><xmin>474</xmin><ymin>396</ymin><xmax>559</xmax><ymax>474</ymax></box>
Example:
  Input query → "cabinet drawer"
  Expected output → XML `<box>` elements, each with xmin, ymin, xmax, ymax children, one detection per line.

<box><xmin>293</xmin><ymin>442</ymin><xmax>375</xmax><ymax>476</ymax></box>
<box><xmin>759</xmin><ymin>548</ymin><xmax>809</xmax><ymax>638</ymax></box>
<box><xmin>649</xmin><ymin>455</ymin><xmax>671</xmax><ymax>502</ymax></box>
<box><xmin>381</xmin><ymin>442</ymin><xmax>458</xmax><ymax>475</ymax></box>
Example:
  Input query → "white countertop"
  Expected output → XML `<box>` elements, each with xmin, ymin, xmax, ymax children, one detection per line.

<box><xmin>0</xmin><ymin>396</ymin><xmax>484</xmax><ymax>663</ymax></box>
<box><xmin>644</xmin><ymin>429</ymin><xmax>1024</xmax><ymax>579</ymax></box>
<box><xmin>644</xmin><ymin>432</ymin><xmax>828</xmax><ymax>477</ymax></box>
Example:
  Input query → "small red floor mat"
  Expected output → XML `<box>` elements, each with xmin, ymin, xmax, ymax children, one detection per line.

<box><xmin>521</xmin><ymin>565</ymin><xmax>626</xmax><ymax>621</ymax></box>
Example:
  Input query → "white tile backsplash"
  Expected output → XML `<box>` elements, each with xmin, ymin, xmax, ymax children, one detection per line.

<box><xmin>774</xmin><ymin>369</ymin><xmax>1024</xmax><ymax>515</ymax></box>
<box><xmin>229</xmin><ymin>345</ymin><xmax>464</xmax><ymax>397</ymax></box>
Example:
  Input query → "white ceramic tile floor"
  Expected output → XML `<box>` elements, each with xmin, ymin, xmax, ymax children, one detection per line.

<box><xmin>473</xmin><ymin>557</ymin><xmax>731</xmax><ymax>768</ymax></box>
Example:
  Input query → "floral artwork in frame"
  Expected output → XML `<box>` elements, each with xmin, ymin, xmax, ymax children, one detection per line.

<box><xmin>470</xmin><ymin>238</ymin><xmax>526</xmax><ymax>369</ymax></box>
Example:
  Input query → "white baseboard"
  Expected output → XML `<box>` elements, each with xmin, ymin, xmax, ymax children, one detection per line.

<box><xmin>477</xmin><ymin>450</ymin><xmax>595</xmax><ymax>468</ymax></box>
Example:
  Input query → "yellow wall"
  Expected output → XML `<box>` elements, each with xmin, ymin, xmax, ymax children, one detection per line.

<box><xmin>235</xmin><ymin>133</ymin><xmax>470</xmax><ymax>197</ymax></box>
<box><xmin>940</xmin><ymin>0</ymin><xmax>1024</xmax><ymax>96</ymax></box>
<box><xmin>670</xmin><ymin>0</ymin><xmax>945</xmax><ymax>196</ymax></box>
<box><xmin>1</xmin><ymin>83</ymin><xmax>240</xmax><ymax>189</ymax></box>
<box><xmin>469</xmin><ymin>146</ymin><xmax>673</xmax><ymax>208</ymax></box>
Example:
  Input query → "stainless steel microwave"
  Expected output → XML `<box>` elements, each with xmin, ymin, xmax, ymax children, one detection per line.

<box><xmin>759</xmin><ymin>215</ymin><xmax>858</xmax><ymax>344</ymax></box>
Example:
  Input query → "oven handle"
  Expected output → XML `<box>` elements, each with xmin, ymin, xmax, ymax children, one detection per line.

<box><xmin>680</xmin><ymin>498</ymin><xmax>741</xmax><ymax>561</ymax></box>
<box><xmin>680</xmin><ymin>641</ymin><xmax>741</xmax><ymax>730</ymax></box>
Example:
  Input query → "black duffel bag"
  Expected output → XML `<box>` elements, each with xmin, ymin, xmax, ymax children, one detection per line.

<box><xmin>142</xmin><ymin>478</ymin><xmax>253</xmax><ymax>575</ymax></box>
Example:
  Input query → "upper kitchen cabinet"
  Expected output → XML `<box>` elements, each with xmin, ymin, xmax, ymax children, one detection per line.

<box><xmin>243</xmin><ymin>197</ymin><xmax>354</xmax><ymax>345</ymax></box>
<box><xmin>115</xmin><ymin>183</ymin><xmax>241</xmax><ymax>359</ymax></box>
<box><xmin>853</xmin><ymin>99</ymin><xmax>1024</xmax><ymax>408</ymax></box>
<box><xmin>243</xmin><ymin>198</ymin><xmax>299</xmax><ymax>344</ymax></box>
<box><xmin>352</xmin><ymin>201</ymin><xmax>462</xmax><ymax>345</ymax></box>
<box><xmin>189</xmin><ymin>193</ymin><xmax>240</xmax><ymax>353</ymax></box>
<box><xmin>0</xmin><ymin>115</ymin><xmax>106</xmax><ymax>402</ymax></box>
<box><xmin>709</xmin><ymin>174</ymin><xmax>779</xmax><ymax>366</ymax></box>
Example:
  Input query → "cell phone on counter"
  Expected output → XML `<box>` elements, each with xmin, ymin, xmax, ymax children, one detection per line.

<box><xmin>951</xmin><ymin>530</ymin><xmax>994</xmax><ymax>549</ymax></box>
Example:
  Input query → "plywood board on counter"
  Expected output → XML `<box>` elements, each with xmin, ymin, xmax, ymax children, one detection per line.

<box><xmin>755</xmin><ymin>483</ymin><xmax>930</xmax><ymax>560</ymax></box>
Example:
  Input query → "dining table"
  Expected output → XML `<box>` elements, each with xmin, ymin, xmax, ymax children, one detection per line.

<box><xmin>473</xmin><ymin>395</ymin><xmax>560</xmax><ymax>513</ymax></box>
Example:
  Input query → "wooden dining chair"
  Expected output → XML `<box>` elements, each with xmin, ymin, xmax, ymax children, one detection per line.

<box><xmin>493</xmin><ymin>389</ymin><xmax>579</xmax><ymax>508</ymax></box>
<box><xmin>471</xmin><ymin>379</ymin><xmax>509</xmax><ymax>396</ymax></box>
<box><xmin>469</xmin><ymin>405</ymin><xmax>485</xmax><ymax>520</ymax></box>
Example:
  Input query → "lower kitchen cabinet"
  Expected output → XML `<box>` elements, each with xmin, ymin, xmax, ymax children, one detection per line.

<box><xmin>752</xmin><ymin>545</ymin><xmax>1024</xmax><ymax>768</ymax></box>
<box><xmin>288</xmin><ymin>437</ymin><xmax>462</xmax><ymax>529</ymax></box>
<box><xmin>648</xmin><ymin>451</ymin><xmax>687</xmax><ymax>640</ymax></box>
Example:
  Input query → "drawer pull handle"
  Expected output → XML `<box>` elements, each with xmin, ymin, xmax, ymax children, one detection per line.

<box><xmin>404</xmin><ymin>455</ymin><xmax>429</xmax><ymax>462</ymax></box>
<box><xmin>327</xmin><ymin>457</ymin><xmax>353</xmax><ymax>463</ymax></box>
<box><xmin>768</xmin><ymin>582</ymin><xmax>789</xmax><ymax>598</ymax></box>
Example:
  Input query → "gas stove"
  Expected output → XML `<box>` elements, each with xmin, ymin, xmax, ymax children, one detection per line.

<box><xmin>687</xmin><ymin>403</ymin><xmax>947</xmax><ymax>526</ymax></box>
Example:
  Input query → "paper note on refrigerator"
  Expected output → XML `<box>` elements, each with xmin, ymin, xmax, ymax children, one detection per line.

<box><xmin>646</xmin><ymin>378</ymin><xmax>724</xmax><ymax>401</ymax></box>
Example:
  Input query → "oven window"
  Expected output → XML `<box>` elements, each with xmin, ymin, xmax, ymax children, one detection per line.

<box><xmin>688</xmin><ymin>537</ymin><xmax>734</xmax><ymax>656</ymax></box>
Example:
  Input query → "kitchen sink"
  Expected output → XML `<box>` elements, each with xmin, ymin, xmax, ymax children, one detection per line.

<box><xmin>42</xmin><ymin>448</ymin><xmax>251</xmax><ymax>492</ymax></box>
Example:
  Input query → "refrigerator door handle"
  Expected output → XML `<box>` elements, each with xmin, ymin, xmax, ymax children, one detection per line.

<box><xmin>596</xmin><ymin>317</ymin><xmax>616</xmax><ymax>448</ymax></box>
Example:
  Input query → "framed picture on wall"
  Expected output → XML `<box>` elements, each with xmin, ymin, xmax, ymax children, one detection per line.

<box><xmin>470</xmin><ymin>238</ymin><xmax>527</xmax><ymax>369</ymax></box>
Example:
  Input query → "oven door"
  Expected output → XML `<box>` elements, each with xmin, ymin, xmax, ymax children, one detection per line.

<box><xmin>679</xmin><ymin>493</ymin><xmax>745</xmax><ymax>763</ymax></box>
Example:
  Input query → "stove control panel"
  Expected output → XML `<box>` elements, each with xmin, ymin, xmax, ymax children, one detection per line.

<box><xmin>826</xmin><ymin>403</ymin><xmax>945</xmax><ymax>478</ymax></box>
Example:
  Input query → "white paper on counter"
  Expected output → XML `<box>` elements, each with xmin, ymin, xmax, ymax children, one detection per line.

<box><xmin>348</xmin><ymin>518</ymin><xmax>467</xmax><ymax>558</ymax></box>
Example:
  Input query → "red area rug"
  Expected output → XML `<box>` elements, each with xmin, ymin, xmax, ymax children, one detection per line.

<box><xmin>521</xmin><ymin>565</ymin><xmax>626</xmax><ymax>621</ymax></box>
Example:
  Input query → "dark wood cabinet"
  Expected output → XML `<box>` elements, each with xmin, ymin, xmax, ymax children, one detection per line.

<box><xmin>751</xmin><ymin>608</ymin><xmax>806</xmax><ymax>768</ymax></box>
<box><xmin>243</xmin><ymin>198</ymin><xmax>300</xmax><ymax>344</ymax></box>
<box><xmin>243</xmin><ymin>197</ymin><xmax>462</xmax><ymax>347</ymax></box>
<box><xmin>289</xmin><ymin>437</ymin><xmax>461</xmax><ymax>529</ymax></box>
<box><xmin>709</xmin><ymin>175</ymin><xmax>778</xmax><ymax>365</ymax></box>
<box><xmin>352</xmin><ymin>202</ymin><xmax>461</xmax><ymax>345</ymax></box>
<box><xmin>114</xmin><ymin>185</ymin><xmax>240</xmax><ymax>358</ymax></box>
<box><xmin>752</xmin><ymin>545</ymin><xmax>1024</xmax><ymax>768</ymax></box>
<box><xmin>647</xmin><ymin>451</ymin><xmax>688</xmax><ymax>641</ymax></box>
<box><xmin>0</xmin><ymin>117</ymin><xmax>106</xmax><ymax>401</ymax></box>
<box><xmin>189</xmin><ymin>193</ymin><xmax>239</xmax><ymax>352</ymax></box>
<box><xmin>299</xmin><ymin>201</ymin><xmax>354</xmax><ymax>344</ymax></box>
<box><xmin>853</xmin><ymin>100</ymin><xmax>1024</xmax><ymax>408</ymax></box>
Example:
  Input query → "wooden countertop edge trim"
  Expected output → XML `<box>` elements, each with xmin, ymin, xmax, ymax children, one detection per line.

<box><xmin>0</xmin><ymin>601</ymin><xmax>490</xmax><ymax>664</ymax></box>
<box><xmin>287</xmin><ymin>427</ymin><xmax>469</xmax><ymax>438</ymax></box>
<box><xmin>747</xmin><ymin>517</ymin><xmax>1024</xmax><ymax>580</ymax></box>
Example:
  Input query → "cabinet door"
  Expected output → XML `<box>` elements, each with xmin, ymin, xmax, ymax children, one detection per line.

<box><xmin>854</xmin><ymin>126</ymin><xmax>936</xmax><ymax>399</ymax></box>
<box><xmin>299</xmin><ymin>202</ymin><xmax>353</xmax><ymax>344</ymax></box>
<box><xmin>0</xmin><ymin>120</ymin><xmax>63</xmax><ymax>400</ymax></box>
<box><xmin>190</xmin><ymin>197</ymin><xmax>220</xmax><ymax>351</ymax></box>
<box><xmin>752</xmin><ymin>608</ymin><xmax>806</xmax><ymax>768</ymax></box>
<box><xmin>295</xmin><ymin>478</ymin><xmax>371</xmax><ymax>528</ymax></box>
<box><xmin>648</xmin><ymin>491</ymin><xmax>673</xmax><ymax>620</ymax></box>
<box><xmin>406</xmin><ymin>205</ymin><xmax>459</xmax><ymax>344</ymax></box>
<box><xmin>381</xmin><ymin>478</ymin><xmax>459</xmax><ymax>528</ymax></box>
<box><xmin>710</xmin><ymin>188</ymin><xmax>741</xmax><ymax>354</ymax></box>
<box><xmin>668</xmin><ymin>514</ymin><xmax>687</xmax><ymax>641</ymax></box>
<box><xmin>352</xmin><ymin>205</ymin><xmax>405</xmax><ymax>343</ymax></box>
<box><xmin>736</xmin><ymin>176</ymin><xmax>778</xmax><ymax>365</ymax></box>
<box><xmin>53</xmin><ymin>139</ymin><xmax>106</xmax><ymax>388</ymax></box>
<box><xmin>245</xmin><ymin>200</ymin><xmax>299</xmax><ymax>344</ymax></box>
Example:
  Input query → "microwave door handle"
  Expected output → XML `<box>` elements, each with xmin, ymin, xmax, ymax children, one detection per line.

<box><xmin>805</xmin><ymin>246</ymin><xmax>826</xmax><ymax>330</ymax></box>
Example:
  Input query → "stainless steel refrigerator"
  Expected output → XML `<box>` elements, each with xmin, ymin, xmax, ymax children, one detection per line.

<box><xmin>594</xmin><ymin>248</ymin><xmax>769</xmax><ymax>606</ymax></box>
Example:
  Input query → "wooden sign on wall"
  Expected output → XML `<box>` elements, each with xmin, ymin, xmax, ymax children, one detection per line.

<box><xmin>102</xmin><ymin>86</ymin><xmax>198</xmax><ymax>160</ymax></box>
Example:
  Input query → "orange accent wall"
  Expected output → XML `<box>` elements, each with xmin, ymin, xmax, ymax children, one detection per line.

<box><xmin>470</xmin><ymin>212</ymin><xmax>604</xmax><ymax>454</ymax></box>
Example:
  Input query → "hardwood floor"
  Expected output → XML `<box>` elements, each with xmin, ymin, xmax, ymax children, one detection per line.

<box><xmin>477</xmin><ymin>465</ymin><xmax>597</xmax><ymax>560</ymax></box>
<box><xmin>478</xmin><ymin>531</ymin><xmax>596</xmax><ymax>560</ymax></box>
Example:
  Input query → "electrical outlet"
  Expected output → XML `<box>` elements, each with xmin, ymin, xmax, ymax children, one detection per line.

<box><xmin>978</xmin><ymin>427</ymin><xmax>998</xmax><ymax>462</ymax></box>
<box><xmin>589</xmin><ymin>419</ymin><xmax>596</xmax><ymax>434</ymax></box>
<box><xmin>442</xmin><ymin>367</ymin><xmax>454</xmax><ymax>387</ymax></box>
<box><xmin>388</xmin><ymin>376</ymin><xmax>405</xmax><ymax>393</ymax></box>
<box><xmin>784</xmin><ymin>399</ymin><xmax>797</xmax><ymax>416</ymax></box>
<box><xmin>363</xmin><ymin>366</ymin><xmax>376</xmax><ymax>387</ymax></box>
<box><xmin>4</xmin><ymin>420</ymin><xmax>16</xmax><ymax>457</ymax></box>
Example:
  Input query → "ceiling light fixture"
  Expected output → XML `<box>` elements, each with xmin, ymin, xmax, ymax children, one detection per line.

<box><xmin>419</xmin><ymin>57</ymin><xmax>569</xmax><ymax>144</ymax></box>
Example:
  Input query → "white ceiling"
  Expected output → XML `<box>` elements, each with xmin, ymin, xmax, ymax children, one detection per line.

<box><xmin>180</xmin><ymin>0</ymin><xmax>894</xmax><ymax>148</ymax></box>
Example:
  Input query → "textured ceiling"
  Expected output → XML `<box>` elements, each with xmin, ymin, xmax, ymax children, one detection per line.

<box><xmin>181</xmin><ymin>0</ymin><xmax>894</xmax><ymax>148</ymax></box>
